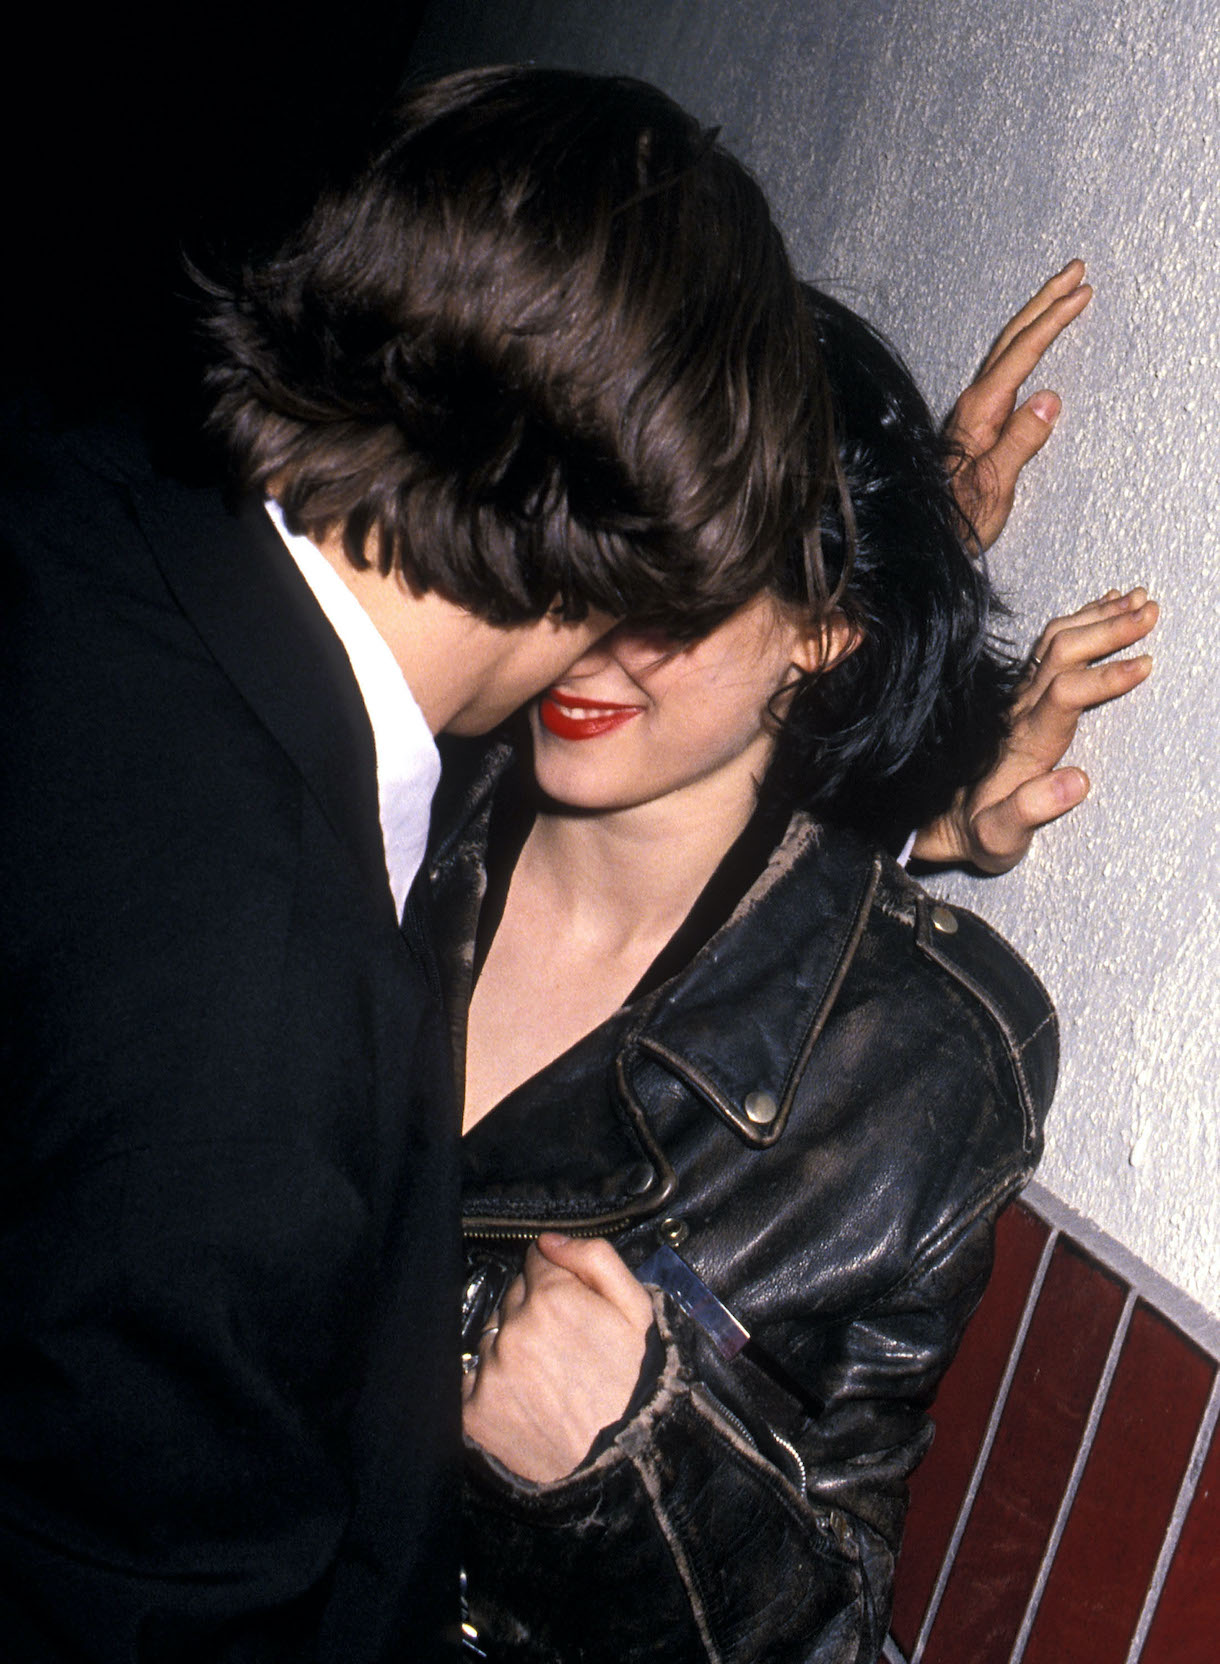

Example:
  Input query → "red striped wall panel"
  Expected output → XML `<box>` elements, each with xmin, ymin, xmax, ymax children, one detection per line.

<box><xmin>887</xmin><ymin>1194</ymin><xmax>1219</xmax><ymax>1664</ymax></box>
<box><xmin>1140</xmin><ymin>1417</ymin><xmax>1220</xmax><ymax>1663</ymax></box>
<box><xmin>919</xmin><ymin>1237</ymin><xmax>1126</xmax><ymax>1663</ymax></box>
<box><xmin>1021</xmin><ymin>1302</ymin><xmax>1216</xmax><ymax>1664</ymax></box>
<box><xmin>889</xmin><ymin>1203</ymin><xmax>1050</xmax><ymax>1654</ymax></box>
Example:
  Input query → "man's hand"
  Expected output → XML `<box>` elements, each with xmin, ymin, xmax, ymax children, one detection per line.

<box><xmin>947</xmin><ymin>260</ymin><xmax>1092</xmax><ymax>551</ymax></box>
<box><xmin>913</xmin><ymin>588</ymin><xmax>1158</xmax><ymax>872</ymax></box>
<box><xmin>463</xmin><ymin>1234</ymin><xmax>656</xmax><ymax>1483</ymax></box>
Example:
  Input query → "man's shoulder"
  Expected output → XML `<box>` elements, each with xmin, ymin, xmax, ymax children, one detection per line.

<box><xmin>1</xmin><ymin>398</ymin><xmax>155</xmax><ymax>505</ymax></box>
<box><xmin>0</xmin><ymin>399</ymin><xmax>242</xmax><ymax>588</ymax></box>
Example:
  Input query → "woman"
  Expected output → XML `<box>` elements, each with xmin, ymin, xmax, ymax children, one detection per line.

<box><xmin>434</xmin><ymin>272</ymin><xmax>1156</xmax><ymax>1662</ymax></box>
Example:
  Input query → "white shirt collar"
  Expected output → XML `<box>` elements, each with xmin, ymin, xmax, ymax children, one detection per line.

<box><xmin>264</xmin><ymin>500</ymin><xmax>440</xmax><ymax>916</ymax></box>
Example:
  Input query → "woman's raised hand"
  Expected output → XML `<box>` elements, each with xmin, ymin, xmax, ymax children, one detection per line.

<box><xmin>912</xmin><ymin>587</ymin><xmax>1158</xmax><ymax>872</ymax></box>
<box><xmin>462</xmin><ymin>1233</ymin><xmax>656</xmax><ymax>1483</ymax></box>
<box><xmin>917</xmin><ymin>262</ymin><xmax>1152</xmax><ymax>872</ymax></box>
<box><xmin>946</xmin><ymin>259</ymin><xmax>1092</xmax><ymax>551</ymax></box>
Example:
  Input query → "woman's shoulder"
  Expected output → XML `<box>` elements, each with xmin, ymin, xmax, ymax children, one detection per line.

<box><xmin>869</xmin><ymin>851</ymin><xmax>1058</xmax><ymax>1145</ymax></box>
<box><xmin>630</xmin><ymin>815</ymin><xmax>1056</xmax><ymax>1173</ymax></box>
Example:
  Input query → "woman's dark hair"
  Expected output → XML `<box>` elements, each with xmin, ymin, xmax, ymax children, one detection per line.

<box><xmin>198</xmin><ymin>66</ymin><xmax>835</xmax><ymax>637</ymax></box>
<box><xmin>767</xmin><ymin>287</ymin><xmax>1020</xmax><ymax>838</ymax></box>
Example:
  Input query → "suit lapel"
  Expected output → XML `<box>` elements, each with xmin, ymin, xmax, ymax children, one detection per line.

<box><xmin>130</xmin><ymin>473</ymin><xmax>389</xmax><ymax>907</ymax></box>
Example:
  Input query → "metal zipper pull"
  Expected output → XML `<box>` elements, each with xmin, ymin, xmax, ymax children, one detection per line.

<box><xmin>634</xmin><ymin>1242</ymin><xmax>750</xmax><ymax>1359</ymax></box>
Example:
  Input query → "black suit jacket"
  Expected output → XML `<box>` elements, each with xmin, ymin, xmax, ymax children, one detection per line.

<box><xmin>0</xmin><ymin>411</ymin><xmax>459</xmax><ymax>1660</ymax></box>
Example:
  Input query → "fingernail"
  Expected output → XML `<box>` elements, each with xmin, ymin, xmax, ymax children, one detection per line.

<box><xmin>1030</xmin><ymin>392</ymin><xmax>1060</xmax><ymax>424</ymax></box>
<box><xmin>1101</xmin><ymin>589</ymin><xmax>1121</xmax><ymax>601</ymax></box>
<box><xmin>1054</xmin><ymin>769</ymin><xmax>1089</xmax><ymax>804</ymax></box>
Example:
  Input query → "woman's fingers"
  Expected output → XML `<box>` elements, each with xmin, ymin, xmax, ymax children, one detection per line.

<box><xmin>966</xmin><ymin>769</ymin><xmax>1092</xmax><ymax>874</ymax></box>
<box><xmin>534</xmin><ymin>1233</ymin><xmax>656</xmax><ymax>1330</ymax></box>
<box><xmin>974</xmin><ymin>283</ymin><xmax>1093</xmax><ymax>399</ymax></box>
<box><xmin>1019</xmin><ymin>594</ymin><xmax>1158</xmax><ymax>715</ymax></box>
<box><xmin>1010</xmin><ymin>607</ymin><xmax>1155</xmax><ymax>770</ymax></box>
<box><xmin>952</xmin><ymin>264</ymin><xmax>1090</xmax><ymax>447</ymax></box>
<box><xmin>910</xmin><ymin>587</ymin><xmax>1157</xmax><ymax>872</ymax></box>
<box><xmin>985</xmin><ymin>388</ymin><xmax>1061</xmax><ymax>471</ymax></box>
<box><xmin>463</xmin><ymin>1237</ymin><xmax>654</xmax><ymax>1481</ymax></box>
<box><xmin>947</xmin><ymin>260</ymin><xmax>1090</xmax><ymax>551</ymax></box>
<box><xmin>953</xmin><ymin>394</ymin><xmax>1060</xmax><ymax>548</ymax></box>
<box><xmin>976</xmin><ymin>259</ymin><xmax>1091</xmax><ymax>377</ymax></box>
<box><xmin>1028</xmin><ymin>587</ymin><xmax>1150</xmax><ymax>657</ymax></box>
<box><xmin>1026</xmin><ymin>653</ymin><xmax>1154</xmax><ymax>734</ymax></box>
<box><xmin>1026</xmin><ymin>586</ymin><xmax>1127</xmax><ymax>643</ymax></box>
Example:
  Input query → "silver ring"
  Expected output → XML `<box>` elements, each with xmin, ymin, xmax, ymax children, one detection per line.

<box><xmin>1027</xmin><ymin>653</ymin><xmax>1043</xmax><ymax>671</ymax></box>
<box><xmin>480</xmin><ymin>1323</ymin><xmax>501</xmax><ymax>1341</ymax></box>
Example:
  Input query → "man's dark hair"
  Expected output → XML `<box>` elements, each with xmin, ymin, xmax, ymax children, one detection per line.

<box><xmin>200</xmin><ymin>65</ymin><xmax>834</xmax><ymax>636</ymax></box>
<box><xmin>767</xmin><ymin>287</ymin><xmax>1020</xmax><ymax>839</ymax></box>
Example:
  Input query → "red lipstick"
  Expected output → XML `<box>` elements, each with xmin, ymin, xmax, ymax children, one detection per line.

<box><xmin>538</xmin><ymin>689</ymin><xmax>644</xmax><ymax>741</ymax></box>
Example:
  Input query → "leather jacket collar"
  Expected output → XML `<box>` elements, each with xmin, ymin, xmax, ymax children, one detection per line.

<box><xmin>430</xmin><ymin>742</ymin><xmax>1052</xmax><ymax>1241</ymax></box>
<box><xmin>629</xmin><ymin>814</ymin><xmax>878</xmax><ymax>1148</ymax></box>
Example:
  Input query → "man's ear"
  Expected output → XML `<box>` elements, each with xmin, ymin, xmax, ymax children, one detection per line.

<box><xmin>790</xmin><ymin>609</ymin><xmax>860</xmax><ymax>676</ymax></box>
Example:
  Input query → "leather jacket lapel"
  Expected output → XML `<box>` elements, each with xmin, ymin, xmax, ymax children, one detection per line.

<box><xmin>442</xmin><ymin>765</ymin><xmax>883</xmax><ymax>1226</ymax></box>
<box><xmin>630</xmin><ymin>818</ymin><xmax>880</xmax><ymax>1147</ymax></box>
<box><xmin>462</xmin><ymin>1031</ymin><xmax>678</xmax><ymax>1236</ymax></box>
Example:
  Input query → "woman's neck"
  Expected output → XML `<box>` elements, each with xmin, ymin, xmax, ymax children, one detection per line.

<box><xmin>523</xmin><ymin>774</ymin><xmax>761</xmax><ymax>954</ymax></box>
<box><xmin>461</xmin><ymin>769</ymin><xmax>764</xmax><ymax>1132</ymax></box>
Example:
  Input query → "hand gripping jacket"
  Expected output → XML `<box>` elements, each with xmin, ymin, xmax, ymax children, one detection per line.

<box><xmin>429</xmin><ymin>745</ymin><xmax>1058</xmax><ymax>1664</ymax></box>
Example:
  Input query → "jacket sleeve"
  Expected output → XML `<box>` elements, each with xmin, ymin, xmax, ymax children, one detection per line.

<box><xmin>463</xmin><ymin>1198</ymin><xmax>1007</xmax><ymax>1664</ymax></box>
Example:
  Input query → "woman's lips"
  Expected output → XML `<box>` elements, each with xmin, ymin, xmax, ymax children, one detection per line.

<box><xmin>538</xmin><ymin>690</ymin><xmax>644</xmax><ymax>741</ymax></box>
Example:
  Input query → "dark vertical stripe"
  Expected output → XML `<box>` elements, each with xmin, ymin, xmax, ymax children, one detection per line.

<box><xmin>891</xmin><ymin>1203</ymin><xmax>1049</xmax><ymax>1654</ymax></box>
<box><xmin>1021</xmin><ymin>1302</ymin><xmax>1215</xmax><ymax>1663</ymax></box>
<box><xmin>920</xmin><ymin>1238</ymin><xmax>1125</xmax><ymax>1664</ymax></box>
<box><xmin>1140</xmin><ymin>1412</ymin><xmax>1220</xmax><ymax>1662</ymax></box>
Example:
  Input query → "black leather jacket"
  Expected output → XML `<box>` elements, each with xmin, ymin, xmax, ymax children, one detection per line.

<box><xmin>430</xmin><ymin>744</ymin><xmax>1057</xmax><ymax>1664</ymax></box>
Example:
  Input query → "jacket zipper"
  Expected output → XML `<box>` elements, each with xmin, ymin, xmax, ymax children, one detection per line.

<box><xmin>463</xmin><ymin>1216</ymin><xmax>640</xmax><ymax>1243</ymax></box>
<box><xmin>702</xmin><ymin>1387</ymin><xmax>809</xmax><ymax>1496</ymax></box>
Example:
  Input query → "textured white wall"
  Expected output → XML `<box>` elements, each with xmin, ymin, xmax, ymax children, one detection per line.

<box><xmin>411</xmin><ymin>0</ymin><xmax>1220</xmax><ymax>1316</ymax></box>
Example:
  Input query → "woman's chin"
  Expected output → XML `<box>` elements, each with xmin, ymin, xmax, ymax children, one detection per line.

<box><xmin>530</xmin><ymin>755</ymin><xmax>658</xmax><ymax>817</ymax></box>
<box><xmin>530</xmin><ymin>733</ymin><xmax>630</xmax><ymax>811</ymax></box>
<box><xmin>532</xmin><ymin>772</ymin><xmax>626</xmax><ymax>815</ymax></box>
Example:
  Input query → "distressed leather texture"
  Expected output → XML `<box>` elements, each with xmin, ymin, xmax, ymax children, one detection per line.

<box><xmin>430</xmin><ymin>744</ymin><xmax>1058</xmax><ymax>1664</ymax></box>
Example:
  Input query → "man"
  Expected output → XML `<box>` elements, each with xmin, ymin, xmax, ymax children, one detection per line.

<box><xmin>0</xmin><ymin>67</ymin><xmax>830</xmax><ymax>1661</ymax></box>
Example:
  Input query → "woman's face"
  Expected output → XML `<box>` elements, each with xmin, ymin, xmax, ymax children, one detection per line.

<box><xmin>528</xmin><ymin>593</ymin><xmax>822</xmax><ymax>817</ymax></box>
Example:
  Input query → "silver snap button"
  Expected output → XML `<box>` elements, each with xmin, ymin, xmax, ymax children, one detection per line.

<box><xmin>744</xmin><ymin>1090</ymin><xmax>779</xmax><ymax>1125</ymax></box>
<box><xmin>658</xmin><ymin>1216</ymin><xmax>689</xmax><ymax>1247</ymax></box>
<box><xmin>931</xmin><ymin>904</ymin><xmax>958</xmax><ymax>935</ymax></box>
